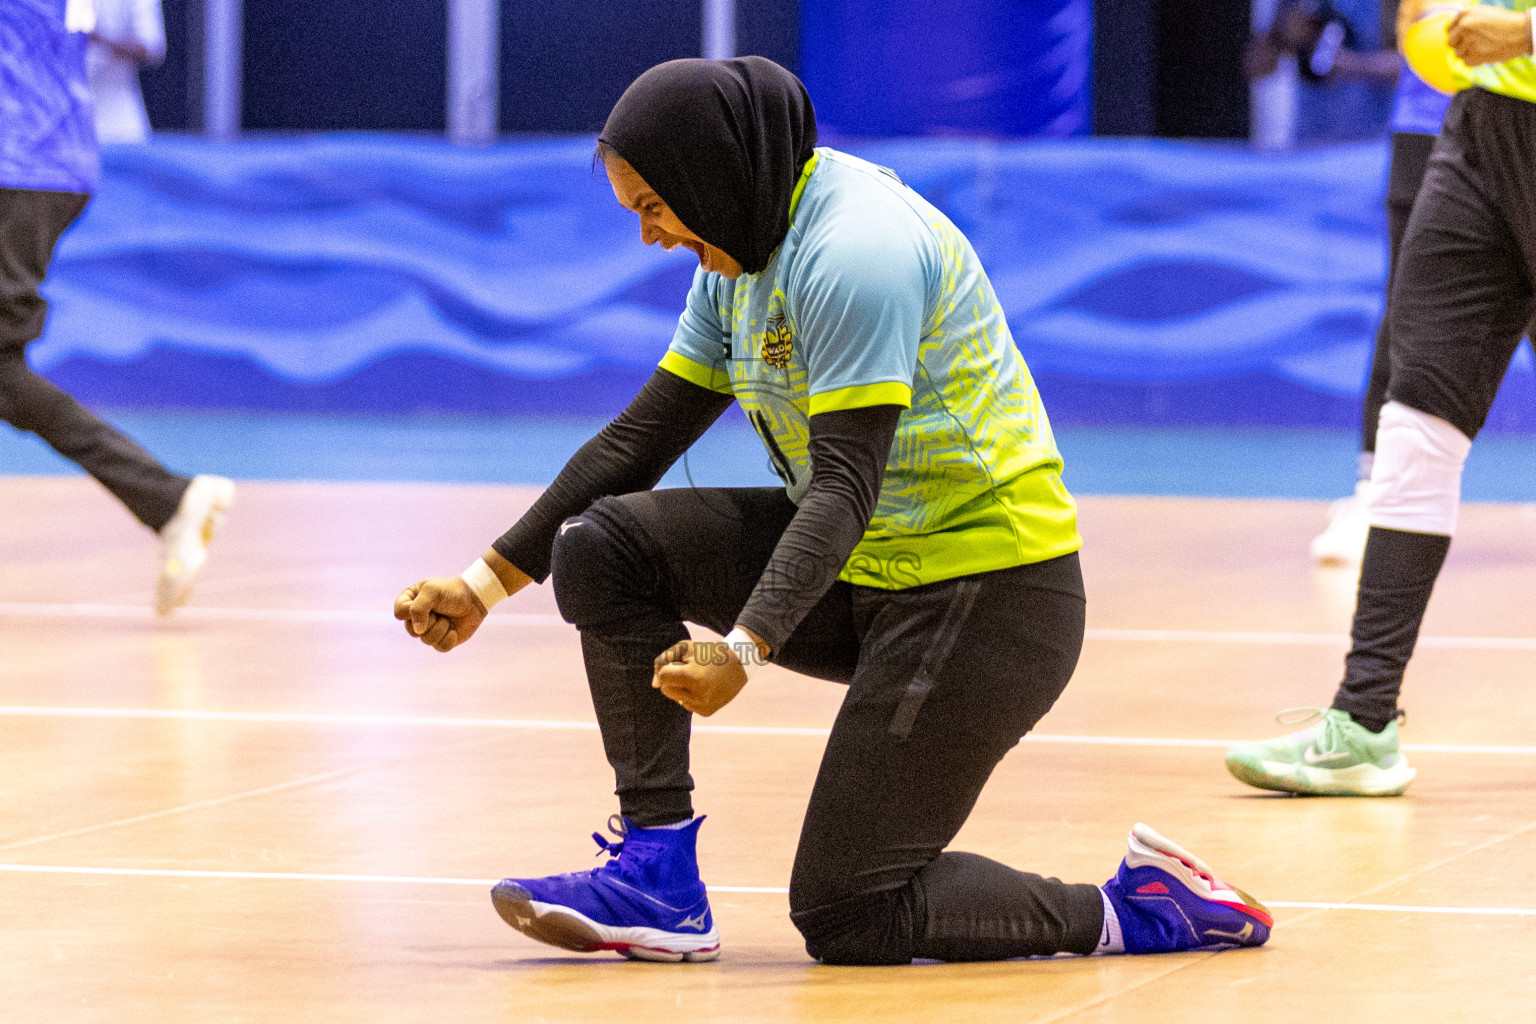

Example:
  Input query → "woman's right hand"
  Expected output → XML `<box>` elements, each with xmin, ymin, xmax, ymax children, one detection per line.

<box><xmin>394</xmin><ymin>576</ymin><xmax>487</xmax><ymax>653</ymax></box>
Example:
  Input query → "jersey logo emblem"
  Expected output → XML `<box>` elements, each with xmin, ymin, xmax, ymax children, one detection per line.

<box><xmin>761</xmin><ymin>313</ymin><xmax>793</xmax><ymax>369</ymax></box>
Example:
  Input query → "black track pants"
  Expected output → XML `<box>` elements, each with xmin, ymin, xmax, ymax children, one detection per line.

<box><xmin>1385</xmin><ymin>89</ymin><xmax>1536</xmax><ymax>439</ymax></box>
<box><xmin>1361</xmin><ymin>131</ymin><xmax>1437</xmax><ymax>455</ymax></box>
<box><xmin>549</xmin><ymin>485</ymin><xmax>1103</xmax><ymax>965</ymax></box>
<box><xmin>0</xmin><ymin>187</ymin><xmax>188</xmax><ymax>530</ymax></box>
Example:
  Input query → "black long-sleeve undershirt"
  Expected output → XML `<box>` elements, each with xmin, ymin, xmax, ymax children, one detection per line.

<box><xmin>492</xmin><ymin>368</ymin><xmax>733</xmax><ymax>581</ymax></box>
<box><xmin>735</xmin><ymin>403</ymin><xmax>900</xmax><ymax>653</ymax></box>
<box><xmin>492</xmin><ymin>366</ymin><xmax>902</xmax><ymax>654</ymax></box>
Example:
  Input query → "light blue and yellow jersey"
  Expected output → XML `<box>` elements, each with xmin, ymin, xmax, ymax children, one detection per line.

<box><xmin>1450</xmin><ymin>0</ymin><xmax>1536</xmax><ymax>102</ymax></box>
<box><xmin>662</xmin><ymin>147</ymin><xmax>1080</xmax><ymax>591</ymax></box>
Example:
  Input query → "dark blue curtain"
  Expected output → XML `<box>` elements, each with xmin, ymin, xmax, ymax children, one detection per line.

<box><xmin>800</xmin><ymin>0</ymin><xmax>1092</xmax><ymax>138</ymax></box>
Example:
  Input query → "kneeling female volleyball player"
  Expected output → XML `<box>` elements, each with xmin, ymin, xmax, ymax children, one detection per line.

<box><xmin>394</xmin><ymin>57</ymin><xmax>1271</xmax><ymax>965</ymax></box>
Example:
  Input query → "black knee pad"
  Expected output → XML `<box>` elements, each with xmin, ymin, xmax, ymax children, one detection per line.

<box><xmin>789</xmin><ymin>888</ymin><xmax>917</xmax><ymax>966</ymax></box>
<box><xmin>549</xmin><ymin>498</ymin><xmax>649</xmax><ymax>629</ymax></box>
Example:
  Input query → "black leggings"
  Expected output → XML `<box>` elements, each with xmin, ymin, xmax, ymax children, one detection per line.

<box><xmin>548</xmin><ymin>485</ymin><xmax>1102</xmax><ymax>965</ymax></box>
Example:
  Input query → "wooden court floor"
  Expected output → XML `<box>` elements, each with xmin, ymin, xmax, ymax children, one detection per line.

<box><xmin>2</xmin><ymin>476</ymin><xmax>1533</xmax><ymax>1023</ymax></box>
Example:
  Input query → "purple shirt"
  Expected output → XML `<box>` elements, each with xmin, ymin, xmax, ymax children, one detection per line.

<box><xmin>0</xmin><ymin>0</ymin><xmax>100</xmax><ymax>193</ymax></box>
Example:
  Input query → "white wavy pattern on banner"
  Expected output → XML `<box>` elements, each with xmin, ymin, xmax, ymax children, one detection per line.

<box><xmin>31</xmin><ymin>134</ymin><xmax>1428</xmax><ymax>399</ymax></box>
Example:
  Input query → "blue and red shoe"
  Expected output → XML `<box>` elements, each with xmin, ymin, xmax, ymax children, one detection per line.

<box><xmin>490</xmin><ymin>815</ymin><xmax>719</xmax><ymax>963</ymax></box>
<box><xmin>1102</xmin><ymin>823</ymin><xmax>1272</xmax><ymax>953</ymax></box>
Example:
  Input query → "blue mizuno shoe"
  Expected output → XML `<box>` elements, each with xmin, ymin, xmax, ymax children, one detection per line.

<box><xmin>1101</xmin><ymin>823</ymin><xmax>1272</xmax><ymax>953</ymax></box>
<box><xmin>490</xmin><ymin>815</ymin><xmax>719</xmax><ymax>962</ymax></box>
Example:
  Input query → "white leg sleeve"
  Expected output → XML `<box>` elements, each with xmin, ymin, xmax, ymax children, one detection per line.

<box><xmin>1365</xmin><ymin>401</ymin><xmax>1472</xmax><ymax>537</ymax></box>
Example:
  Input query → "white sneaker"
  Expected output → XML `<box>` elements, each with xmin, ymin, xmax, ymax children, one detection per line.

<box><xmin>1311</xmin><ymin>479</ymin><xmax>1370</xmax><ymax>565</ymax></box>
<box><xmin>156</xmin><ymin>475</ymin><xmax>236</xmax><ymax>615</ymax></box>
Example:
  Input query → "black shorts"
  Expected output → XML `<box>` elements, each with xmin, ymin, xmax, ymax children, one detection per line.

<box><xmin>1386</xmin><ymin>89</ymin><xmax>1536</xmax><ymax>439</ymax></box>
<box><xmin>0</xmin><ymin>187</ymin><xmax>90</xmax><ymax>351</ymax></box>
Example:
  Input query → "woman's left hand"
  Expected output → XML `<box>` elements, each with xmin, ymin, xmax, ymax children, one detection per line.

<box><xmin>653</xmin><ymin>639</ymin><xmax>749</xmax><ymax>716</ymax></box>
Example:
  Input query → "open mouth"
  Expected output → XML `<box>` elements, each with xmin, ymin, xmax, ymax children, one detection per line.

<box><xmin>657</xmin><ymin>233</ymin><xmax>710</xmax><ymax>269</ymax></box>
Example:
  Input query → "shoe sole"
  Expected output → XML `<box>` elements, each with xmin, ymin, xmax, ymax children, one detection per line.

<box><xmin>1225</xmin><ymin>751</ymin><xmax>1415</xmax><ymax>797</ymax></box>
<box><xmin>490</xmin><ymin>882</ymin><xmax>720</xmax><ymax>963</ymax></box>
<box><xmin>156</xmin><ymin>478</ymin><xmax>237</xmax><ymax>615</ymax></box>
<box><xmin>1311</xmin><ymin>531</ymin><xmax>1366</xmax><ymax>565</ymax></box>
<box><xmin>1311</xmin><ymin>496</ymin><xmax>1368</xmax><ymax>564</ymax></box>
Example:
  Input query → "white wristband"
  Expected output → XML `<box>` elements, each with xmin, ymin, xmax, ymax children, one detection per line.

<box><xmin>461</xmin><ymin>558</ymin><xmax>508</xmax><ymax>612</ymax></box>
<box><xmin>723</xmin><ymin>627</ymin><xmax>768</xmax><ymax>681</ymax></box>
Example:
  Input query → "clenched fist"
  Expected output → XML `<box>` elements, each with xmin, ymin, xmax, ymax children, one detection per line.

<box><xmin>394</xmin><ymin>576</ymin><xmax>487</xmax><ymax>653</ymax></box>
<box><xmin>652</xmin><ymin>638</ymin><xmax>756</xmax><ymax>716</ymax></box>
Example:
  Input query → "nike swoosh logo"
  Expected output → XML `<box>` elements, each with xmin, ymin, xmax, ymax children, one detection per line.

<box><xmin>560</xmin><ymin>520</ymin><xmax>584</xmax><ymax>535</ymax></box>
<box><xmin>1303</xmin><ymin>747</ymin><xmax>1350</xmax><ymax>765</ymax></box>
<box><xmin>676</xmin><ymin>911</ymin><xmax>710</xmax><ymax>932</ymax></box>
<box><xmin>1203</xmin><ymin>922</ymin><xmax>1253</xmax><ymax>943</ymax></box>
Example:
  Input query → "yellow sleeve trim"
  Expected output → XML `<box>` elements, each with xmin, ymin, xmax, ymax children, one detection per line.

<box><xmin>809</xmin><ymin>381</ymin><xmax>913</xmax><ymax>416</ymax></box>
<box><xmin>660</xmin><ymin>350</ymin><xmax>734</xmax><ymax>395</ymax></box>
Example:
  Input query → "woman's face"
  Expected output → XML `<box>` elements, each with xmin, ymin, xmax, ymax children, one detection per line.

<box><xmin>605</xmin><ymin>156</ymin><xmax>744</xmax><ymax>278</ymax></box>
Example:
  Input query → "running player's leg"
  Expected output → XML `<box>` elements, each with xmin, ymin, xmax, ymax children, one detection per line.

<box><xmin>0</xmin><ymin>353</ymin><xmax>190</xmax><ymax>528</ymax></box>
<box><xmin>1316</xmin><ymin>131</ymin><xmax>1437</xmax><ymax>564</ymax></box>
<box><xmin>0</xmin><ymin>187</ymin><xmax>191</xmax><ymax>529</ymax></box>
<box><xmin>490</xmin><ymin>485</ymin><xmax>860</xmax><ymax>961</ymax></box>
<box><xmin>788</xmin><ymin>555</ymin><xmax>1267</xmax><ymax>964</ymax></box>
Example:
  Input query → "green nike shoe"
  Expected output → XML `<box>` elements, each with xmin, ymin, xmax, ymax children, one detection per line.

<box><xmin>1225</xmin><ymin>708</ymin><xmax>1416</xmax><ymax>796</ymax></box>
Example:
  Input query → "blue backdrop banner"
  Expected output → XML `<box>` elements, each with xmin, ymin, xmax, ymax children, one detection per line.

<box><xmin>36</xmin><ymin>134</ymin><xmax>1536</xmax><ymax>429</ymax></box>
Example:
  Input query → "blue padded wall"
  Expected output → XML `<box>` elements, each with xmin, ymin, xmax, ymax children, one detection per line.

<box><xmin>37</xmin><ymin>135</ymin><xmax>1536</xmax><ymax>430</ymax></box>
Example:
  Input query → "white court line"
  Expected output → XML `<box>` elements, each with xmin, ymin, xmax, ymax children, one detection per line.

<box><xmin>0</xmin><ymin>603</ymin><xmax>566</xmax><ymax>627</ymax></box>
<box><xmin>1263</xmin><ymin>900</ymin><xmax>1536</xmax><ymax>916</ymax></box>
<box><xmin>0</xmin><ymin>706</ymin><xmax>602</xmax><ymax>730</ymax></box>
<box><xmin>0</xmin><ymin>762</ymin><xmax>384</xmax><ymax>855</ymax></box>
<box><xmin>0</xmin><ymin>864</ymin><xmax>783</xmax><ymax>893</ymax></box>
<box><xmin>0</xmin><ymin>864</ymin><xmax>1530</xmax><ymax>917</ymax></box>
<box><xmin>0</xmin><ymin>706</ymin><xmax>815</xmax><ymax>737</ymax></box>
<box><xmin>8</xmin><ymin>603</ymin><xmax>1536</xmax><ymax>651</ymax></box>
<box><xmin>1086</xmin><ymin>628</ymin><xmax>1536</xmax><ymax>651</ymax></box>
<box><xmin>3</xmin><ymin>706</ymin><xmax>1535</xmax><ymax>754</ymax></box>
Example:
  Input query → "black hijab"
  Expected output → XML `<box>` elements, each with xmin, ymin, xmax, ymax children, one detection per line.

<box><xmin>599</xmin><ymin>57</ymin><xmax>817</xmax><ymax>276</ymax></box>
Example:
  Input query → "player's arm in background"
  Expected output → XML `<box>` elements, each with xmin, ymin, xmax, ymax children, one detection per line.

<box><xmin>1448</xmin><ymin>3</ymin><xmax>1535</xmax><ymax>66</ymax></box>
